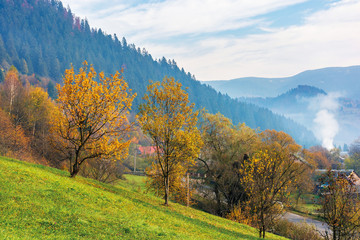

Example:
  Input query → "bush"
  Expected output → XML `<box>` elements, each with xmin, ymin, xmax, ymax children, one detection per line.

<box><xmin>226</xmin><ymin>203</ymin><xmax>257</xmax><ymax>227</ymax></box>
<box><xmin>80</xmin><ymin>159</ymin><xmax>124</xmax><ymax>183</ymax></box>
<box><xmin>271</xmin><ymin>218</ymin><xmax>322</xmax><ymax>240</ymax></box>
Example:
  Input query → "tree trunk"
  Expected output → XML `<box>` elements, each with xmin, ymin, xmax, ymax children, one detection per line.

<box><xmin>70</xmin><ymin>161</ymin><xmax>80</xmax><ymax>177</ymax></box>
<box><xmin>259</xmin><ymin>228</ymin><xmax>262</xmax><ymax>239</ymax></box>
<box><xmin>259</xmin><ymin>211</ymin><xmax>265</xmax><ymax>238</ymax></box>
<box><xmin>295</xmin><ymin>190</ymin><xmax>301</xmax><ymax>206</ymax></box>
<box><xmin>214</xmin><ymin>184</ymin><xmax>221</xmax><ymax>216</ymax></box>
<box><xmin>164</xmin><ymin>174</ymin><xmax>169</xmax><ymax>205</ymax></box>
<box><xmin>262</xmin><ymin>225</ymin><xmax>265</xmax><ymax>238</ymax></box>
<box><xmin>186</xmin><ymin>172</ymin><xmax>190</xmax><ymax>207</ymax></box>
<box><xmin>32</xmin><ymin>122</ymin><xmax>36</xmax><ymax>136</ymax></box>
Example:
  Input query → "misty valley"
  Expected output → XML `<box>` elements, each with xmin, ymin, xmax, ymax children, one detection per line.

<box><xmin>206</xmin><ymin>67</ymin><xmax>360</xmax><ymax>150</ymax></box>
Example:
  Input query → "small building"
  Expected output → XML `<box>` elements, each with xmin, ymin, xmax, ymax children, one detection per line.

<box><xmin>315</xmin><ymin>169</ymin><xmax>360</xmax><ymax>194</ymax></box>
<box><xmin>138</xmin><ymin>146</ymin><xmax>157</xmax><ymax>156</ymax></box>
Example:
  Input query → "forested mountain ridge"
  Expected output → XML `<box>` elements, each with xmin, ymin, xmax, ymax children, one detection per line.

<box><xmin>0</xmin><ymin>0</ymin><xmax>318</xmax><ymax>146</ymax></box>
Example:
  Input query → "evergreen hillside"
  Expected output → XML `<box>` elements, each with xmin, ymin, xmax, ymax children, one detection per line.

<box><xmin>0</xmin><ymin>0</ymin><xmax>317</xmax><ymax>146</ymax></box>
<box><xmin>0</xmin><ymin>156</ymin><xmax>286</xmax><ymax>240</ymax></box>
<box><xmin>274</xmin><ymin>85</ymin><xmax>326</xmax><ymax>100</ymax></box>
<box><xmin>240</xmin><ymin>85</ymin><xmax>327</xmax><ymax>110</ymax></box>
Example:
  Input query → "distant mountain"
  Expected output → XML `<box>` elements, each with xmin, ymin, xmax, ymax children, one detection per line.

<box><xmin>204</xmin><ymin>66</ymin><xmax>360</xmax><ymax>99</ymax></box>
<box><xmin>0</xmin><ymin>0</ymin><xmax>318</xmax><ymax>146</ymax></box>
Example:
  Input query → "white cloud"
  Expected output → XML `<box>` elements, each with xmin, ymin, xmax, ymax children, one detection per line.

<box><xmin>181</xmin><ymin>0</ymin><xmax>360</xmax><ymax>79</ymax></box>
<box><xmin>83</xmin><ymin>0</ymin><xmax>306</xmax><ymax>38</ymax></box>
<box><xmin>61</xmin><ymin>0</ymin><xmax>360</xmax><ymax>80</ymax></box>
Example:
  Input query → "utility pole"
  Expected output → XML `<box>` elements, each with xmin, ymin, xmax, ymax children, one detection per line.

<box><xmin>187</xmin><ymin>172</ymin><xmax>190</xmax><ymax>207</ymax></box>
<box><xmin>134</xmin><ymin>146</ymin><xmax>137</xmax><ymax>173</ymax></box>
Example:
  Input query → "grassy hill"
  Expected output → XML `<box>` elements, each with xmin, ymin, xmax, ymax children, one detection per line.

<box><xmin>0</xmin><ymin>157</ymin><xmax>286</xmax><ymax>239</ymax></box>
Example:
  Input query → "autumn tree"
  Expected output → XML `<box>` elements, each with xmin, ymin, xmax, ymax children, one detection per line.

<box><xmin>1</xmin><ymin>66</ymin><xmax>22</xmax><ymax>116</ymax></box>
<box><xmin>0</xmin><ymin>108</ymin><xmax>30</xmax><ymax>158</ymax></box>
<box><xmin>319</xmin><ymin>170</ymin><xmax>360</xmax><ymax>240</ymax></box>
<box><xmin>197</xmin><ymin>112</ymin><xmax>258</xmax><ymax>215</ymax></box>
<box><xmin>309</xmin><ymin>146</ymin><xmax>332</xmax><ymax>169</ymax></box>
<box><xmin>0</xmin><ymin>68</ymin><xmax>56</xmax><ymax>163</ymax></box>
<box><xmin>138</xmin><ymin>76</ymin><xmax>202</xmax><ymax>205</ymax></box>
<box><xmin>0</xmin><ymin>66</ymin><xmax>28</xmax><ymax>129</ymax></box>
<box><xmin>51</xmin><ymin>61</ymin><xmax>135</xmax><ymax>177</ymax></box>
<box><xmin>345</xmin><ymin>138</ymin><xmax>360</xmax><ymax>173</ymax></box>
<box><xmin>23</xmin><ymin>86</ymin><xmax>60</xmax><ymax>162</ymax></box>
<box><xmin>27</xmin><ymin>87</ymin><xmax>52</xmax><ymax>136</ymax></box>
<box><xmin>240</xmin><ymin>130</ymin><xmax>309</xmax><ymax>239</ymax></box>
<box><xmin>293</xmin><ymin>149</ymin><xmax>317</xmax><ymax>205</ymax></box>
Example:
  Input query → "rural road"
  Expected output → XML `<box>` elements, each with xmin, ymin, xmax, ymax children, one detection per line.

<box><xmin>283</xmin><ymin>212</ymin><xmax>330</xmax><ymax>235</ymax></box>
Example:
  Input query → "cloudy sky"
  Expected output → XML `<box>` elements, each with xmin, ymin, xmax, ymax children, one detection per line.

<box><xmin>61</xmin><ymin>0</ymin><xmax>360</xmax><ymax>81</ymax></box>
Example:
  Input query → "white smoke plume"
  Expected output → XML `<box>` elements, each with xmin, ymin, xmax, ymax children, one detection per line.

<box><xmin>314</xmin><ymin>109</ymin><xmax>339</xmax><ymax>150</ymax></box>
<box><xmin>310</xmin><ymin>92</ymin><xmax>341</xmax><ymax>150</ymax></box>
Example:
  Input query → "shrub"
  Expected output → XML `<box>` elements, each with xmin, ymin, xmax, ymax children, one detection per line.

<box><xmin>80</xmin><ymin>159</ymin><xmax>124</xmax><ymax>183</ymax></box>
<box><xmin>271</xmin><ymin>218</ymin><xmax>322</xmax><ymax>240</ymax></box>
<box><xmin>225</xmin><ymin>203</ymin><xmax>257</xmax><ymax>226</ymax></box>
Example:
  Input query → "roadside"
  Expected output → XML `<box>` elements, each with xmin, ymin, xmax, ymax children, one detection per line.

<box><xmin>283</xmin><ymin>212</ymin><xmax>330</xmax><ymax>236</ymax></box>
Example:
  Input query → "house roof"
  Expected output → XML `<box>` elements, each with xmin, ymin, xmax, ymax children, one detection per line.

<box><xmin>315</xmin><ymin>169</ymin><xmax>360</xmax><ymax>186</ymax></box>
<box><xmin>138</xmin><ymin>146</ymin><xmax>156</xmax><ymax>155</ymax></box>
<box><xmin>349</xmin><ymin>171</ymin><xmax>360</xmax><ymax>185</ymax></box>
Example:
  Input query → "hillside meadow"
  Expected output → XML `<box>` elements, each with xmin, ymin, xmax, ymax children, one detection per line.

<box><xmin>0</xmin><ymin>156</ymin><xmax>287</xmax><ymax>239</ymax></box>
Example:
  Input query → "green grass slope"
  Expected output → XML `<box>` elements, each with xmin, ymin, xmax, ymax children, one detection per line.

<box><xmin>0</xmin><ymin>157</ymin><xmax>286</xmax><ymax>240</ymax></box>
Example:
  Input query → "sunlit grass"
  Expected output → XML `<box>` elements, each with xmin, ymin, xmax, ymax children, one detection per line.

<box><xmin>121</xmin><ymin>174</ymin><xmax>148</xmax><ymax>192</ymax></box>
<box><xmin>290</xmin><ymin>194</ymin><xmax>321</xmax><ymax>220</ymax></box>
<box><xmin>0</xmin><ymin>156</ymin><xmax>287</xmax><ymax>239</ymax></box>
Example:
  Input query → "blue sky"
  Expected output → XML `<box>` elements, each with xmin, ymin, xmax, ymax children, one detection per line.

<box><xmin>61</xmin><ymin>0</ymin><xmax>360</xmax><ymax>81</ymax></box>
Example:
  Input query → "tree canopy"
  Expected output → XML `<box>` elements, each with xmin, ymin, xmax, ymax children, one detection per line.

<box><xmin>51</xmin><ymin>61</ymin><xmax>135</xmax><ymax>177</ymax></box>
<box><xmin>138</xmin><ymin>76</ymin><xmax>202</xmax><ymax>205</ymax></box>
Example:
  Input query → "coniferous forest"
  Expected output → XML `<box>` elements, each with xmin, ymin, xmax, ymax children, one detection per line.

<box><xmin>0</xmin><ymin>0</ymin><xmax>318</xmax><ymax>146</ymax></box>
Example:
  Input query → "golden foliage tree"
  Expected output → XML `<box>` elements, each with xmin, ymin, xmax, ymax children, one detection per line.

<box><xmin>198</xmin><ymin>112</ymin><xmax>258</xmax><ymax>215</ymax></box>
<box><xmin>51</xmin><ymin>61</ymin><xmax>135</xmax><ymax>177</ymax></box>
<box><xmin>138</xmin><ymin>76</ymin><xmax>202</xmax><ymax>205</ymax></box>
<box><xmin>240</xmin><ymin>130</ymin><xmax>309</xmax><ymax>239</ymax></box>
<box><xmin>319</xmin><ymin>170</ymin><xmax>360</xmax><ymax>240</ymax></box>
<box><xmin>27</xmin><ymin>87</ymin><xmax>53</xmax><ymax>136</ymax></box>
<box><xmin>25</xmin><ymin>86</ymin><xmax>60</xmax><ymax>162</ymax></box>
